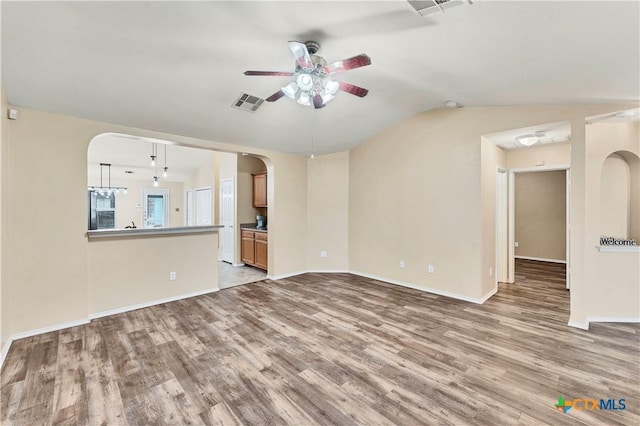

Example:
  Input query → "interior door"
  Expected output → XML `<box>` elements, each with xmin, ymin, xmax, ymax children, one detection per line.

<box><xmin>142</xmin><ymin>189</ymin><xmax>169</xmax><ymax>228</ymax></box>
<box><xmin>194</xmin><ymin>187</ymin><xmax>213</xmax><ymax>226</ymax></box>
<box><xmin>220</xmin><ymin>178</ymin><xmax>235</xmax><ymax>264</ymax></box>
<box><xmin>185</xmin><ymin>189</ymin><xmax>194</xmax><ymax>226</ymax></box>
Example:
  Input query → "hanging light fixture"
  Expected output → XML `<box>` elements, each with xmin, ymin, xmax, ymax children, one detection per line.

<box><xmin>88</xmin><ymin>163</ymin><xmax>127</xmax><ymax>194</ymax></box>
<box><xmin>163</xmin><ymin>144</ymin><xmax>168</xmax><ymax>178</ymax></box>
<box><xmin>150</xmin><ymin>142</ymin><xmax>157</xmax><ymax>167</ymax></box>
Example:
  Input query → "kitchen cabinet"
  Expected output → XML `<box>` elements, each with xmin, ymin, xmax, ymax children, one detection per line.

<box><xmin>241</xmin><ymin>229</ymin><xmax>267</xmax><ymax>271</ymax></box>
<box><xmin>253</xmin><ymin>172</ymin><xmax>267</xmax><ymax>207</ymax></box>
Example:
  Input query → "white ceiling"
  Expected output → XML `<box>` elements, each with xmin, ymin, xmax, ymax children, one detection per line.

<box><xmin>88</xmin><ymin>133</ymin><xmax>214</xmax><ymax>184</ymax></box>
<box><xmin>484</xmin><ymin>120</ymin><xmax>571</xmax><ymax>151</ymax></box>
<box><xmin>2</xmin><ymin>1</ymin><xmax>639</xmax><ymax>156</ymax></box>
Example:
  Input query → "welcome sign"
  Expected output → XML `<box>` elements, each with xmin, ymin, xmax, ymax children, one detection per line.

<box><xmin>600</xmin><ymin>236</ymin><xmax>637</xmax><ymax>246</ymax></box>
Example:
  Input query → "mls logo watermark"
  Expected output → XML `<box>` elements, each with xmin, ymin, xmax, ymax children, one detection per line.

<box><xmin>555</xmin><ymin>396</ymin><xmax>626</xmax><ymax>414</ymax></box>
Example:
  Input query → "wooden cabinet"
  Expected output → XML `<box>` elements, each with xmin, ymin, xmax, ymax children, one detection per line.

<box><xmin>241</xmin><ymin>229</ymin><xmax>267</xmax><ymax>271</ymax></box>
<box><xmin>253</xmin><ymin>172</ymin><xmax>267</xmax><ymax>207</ymax></box>
<box><xmin>241</xmin><ymin>230</ymin><xmax>255</xmax><ymax>265</ymax></box>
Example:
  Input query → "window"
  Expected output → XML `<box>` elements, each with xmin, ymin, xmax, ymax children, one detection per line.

<box><xmin>88</xmin><ymin>191</ymin><xmax>116</xmax><ymax>230</ymax></box>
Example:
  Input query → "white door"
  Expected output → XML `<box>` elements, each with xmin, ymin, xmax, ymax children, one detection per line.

<box><xmin>185</xmin><ymin>189</ymin><xmax>194</xmax><ymax>226</ymax></box>
<box><xmin>220</xmin><ymin>178</ymin><xmax>235</xmax><ymax>264</ymax></box>
<box><xmin>496</xmin><ymin>168</ymin><xmax>508</xmax><ymax>284</ymax></box>
<box><xmin>195</xmin><ymin>187</ymin><xmax>213</xmax><ymax>226</ymax></box>
<box><xmin>142</xmin><ymin>189</ymin><xmax>170</xmax><ymax>228</ymax></box>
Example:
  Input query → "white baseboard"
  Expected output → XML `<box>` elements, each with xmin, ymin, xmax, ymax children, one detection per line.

<box><xmin>515</xmin><ymin>255</ymin><xmax>566</xmax><ymax>264</ymax></box>
<box><xmin>266</xmin><ymin>271</ymin><xmax>307</xmax><ymax>280</ymax></box>
<box><xmin>307</xmin><ymin>270</ymin><xmax>350</xmax><ymax>274</ymax></box>
<box><xmin>568</xmin><ymin>319</ymin><xmax>590</xmax><ymax>330</ymax></box>
<box><xmin>89</xmin><ymin>287</ymin><xmax>220</xmax><ymax>320</ymax></box>
<box><xmin>1</xmin><ymin>337</ymin><xmax>14</xmax><ymax>370</ymax></box>
<box><xmin>587</xmin><ymin>316</ymin><xmax>640</xmax><ymax>324</ymax></box>
<box><xmin>350</xmin><ymin>271</ymin><xmax>496</xmax><ymax>304</ymax></box>
<box><xmin>11</xmin><ymin>318</ymin><xmax>91</xmax><ymax>340</ymax></box>
<box><xmin>232</xmin><ymin>263</ymin><xmax>245</xmax><ymax>267</ymax></box>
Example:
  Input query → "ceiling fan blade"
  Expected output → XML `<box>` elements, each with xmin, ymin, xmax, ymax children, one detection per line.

<box><xmin>266</xmin><ymin>90</ymin><xmax>286</xmax><ymax>102</ymax></box>
<box><xmin>244</xmin><ymin>71</ymin><xmax>295</xmax><ymax>76</ymax></box>
<box><xmin>339</xmin><ymin>81</ymin><xmax>369</xmax><ymax>98</ymax></box>
<box><xmin>313</xmin><ymin>94</ymin><xmax>325</xmax><ymax>109</ymax></box>
<box><xmin>321</xmin><ymin>54</ymin><xmax>371</xmax><ymax>75</ymax></box>
<box><xmin>288</xmin><ymin>41</ymin><xmax>314</xmax><ymax>70</ymax></box>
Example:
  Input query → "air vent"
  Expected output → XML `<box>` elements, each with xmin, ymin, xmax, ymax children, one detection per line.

<box><xmin>408</xmin><ymin>0</ymin><xmax>466</xmax><ymax>16</ymax></box>
<box><xmin>232</xmin><ymin>92</ymin><xmax>265</xmax><ymax>113</ymax></box>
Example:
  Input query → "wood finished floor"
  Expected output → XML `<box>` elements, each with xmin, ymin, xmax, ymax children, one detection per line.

<box><xmin>2</xmin><ymin>259</ymin><xmax>639</xmax><ymax>425</ymax></box>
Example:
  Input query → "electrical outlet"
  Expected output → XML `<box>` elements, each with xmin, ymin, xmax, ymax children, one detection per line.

<box><xmin>515</xmin><ymin>241</ymin><xmax>519</xmax><ymax>248</ymax></box>
<box><xmin>489</xmin><ymin>267</ymin><xmax>493</xmax><ymax>276</ymax></box>
<box><xmin>169</xmin><ymin>272</ymin><xmax>176</xmax><ymax>281</ymax></box>
<box><xmin>428</xmin><ymin>265</ymin><xmax>434</xmax><ymax>274</ymax></box>
<box><xmin>320</xmin><ymin>250</ymin><xmax>328</xmax><ymax>258</ymax></box>
<box><xmin>399</xmin><ymin>261</ymin><xmax>405</xmax><ymax>268</ymax></box>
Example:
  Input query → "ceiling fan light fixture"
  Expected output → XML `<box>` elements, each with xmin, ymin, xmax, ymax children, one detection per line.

<box><xmin>296</xmin><ymin>74</ymin><xmax>314</xmax><ymax>91</ymax></box>
<box><xmin>282</xmin><ymin>82</ymin><xmax>298</xmax><ymax>99</ymax></box>
<box><xmin>297</xmin><ymin>92</ymin><xmax>311</xmax><ymax>106</ymax></box>
<box><xmin>515</xmin><ymin>135</ymin><xmax>539</xmax><ymax>147</ymax></box>
<box><xmin>321</xmin><ymin>93</ymin><xmax>335</xmax><ymax>104</ymax></box>
<box><xmin>323</xmin><ymin>79</ymin><xmax>340</xmax><ymax>95</ymax></box>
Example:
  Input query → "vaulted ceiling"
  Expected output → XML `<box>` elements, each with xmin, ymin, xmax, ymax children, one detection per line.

<box><xmin>2</xmin><ymin>1</ymin><xmax>639</xmax><ymax>155</ymax></box>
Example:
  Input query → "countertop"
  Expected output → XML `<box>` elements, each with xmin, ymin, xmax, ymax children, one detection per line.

<box><xmin>240</xmin><ymin>224</ymin><xmax>268</xmax><ymax>233</ymax></box>
<box><xmin>87</xmin><ymin>225</ymin><xmax>222</xmax><ymax>239</ymax></box>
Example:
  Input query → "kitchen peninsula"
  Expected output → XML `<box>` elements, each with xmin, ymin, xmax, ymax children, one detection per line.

<box><xmin>87</xmin><ymin>225</ymin><xmax>222</xmax><ymax>318</ymax></box>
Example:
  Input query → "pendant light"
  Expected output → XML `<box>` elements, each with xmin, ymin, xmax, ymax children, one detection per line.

<box><xmin>163</xmin><ymin>144</ymin><xmax>168</xmax><ymax>178</ymax></box>
<box><xmin>88</xmin><ymin>163</ymin><xmax>127</xmax><ymax>194</ymax></box>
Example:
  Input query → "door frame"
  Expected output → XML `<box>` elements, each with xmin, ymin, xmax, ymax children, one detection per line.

<box><xmin>194</xmin><ymin>186</ymin><xmax>213</xmax><ymax>226</ymax></box>
<box><xmin>496</xmin><ymin>167</ymin><xmax>508</xmax><ymax>285</ymax></box>
<box><xmin>507</xmin><ymin>164</ymin><xmax>571</xmax><ymax>287</ymax></box>
<box><xmin>219</xmin><ymin>178</ymin><xmax>237</xmax><ymax>265</ymax></box>
<box><xmin>141</xmin><ymin>188</ymin><xmax>170</xmax><ymax>228</ymax></box>
<box><xmin>184</xmin><ymin>189</ymin><xmax>194</xmax><ymax>226</ymax></box>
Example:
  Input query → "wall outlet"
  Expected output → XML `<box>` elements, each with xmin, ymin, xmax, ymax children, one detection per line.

<box><xmin>399</xmin><ymin>261</ymin><xmax>405</xmax><ymax>268</ymax></box>
<box><xmin>489</xmin><ymin>267</ymin><xmax>493</xmax><ymax>276</ymax></box>
<box><xmin>169</xmin><ymin>271</ymin><xmax>176</xmax><ymax>281</ymax></box>
<box><xmin>320</xmin><ymin>250</ymin><xmax>328</xmax><ymax>258</ymax></box>
<box><xmin>515</xmin><ymin>241</ymin><xmax>519</xmax><ymax>248</ymax></box>
<box><xmin>428</xmin><ymin>265</ymin><xmax>434</xmax><ymax>274</ymax></box>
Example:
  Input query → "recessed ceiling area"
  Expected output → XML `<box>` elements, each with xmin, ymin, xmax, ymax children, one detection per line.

<box><xmin>484</xmin><ymin>121</ymin><xmax>571</xmax><ymax>151</ymax></box>
<box><xmin>2</xmin><ymin>1</ymin><xmax>639</xmax><ymax>155</ymax></box>
<box><xmin>88</xmin><ymin>134</ymin><xmax>214</xmax><ymax>183</ymax></box>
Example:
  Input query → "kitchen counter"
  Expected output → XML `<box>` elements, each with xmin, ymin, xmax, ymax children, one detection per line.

<box><xmin>87</xmin><ymin>225</ymin><xmax>222</xmax><ymax>239</ymax></box>
<box><xmin>240</xmin><ymin>224</ymin><xmax>268</xmax><ymax>233</ymax></box>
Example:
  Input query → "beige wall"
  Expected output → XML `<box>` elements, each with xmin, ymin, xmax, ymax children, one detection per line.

<box><xmin>515</xmin><ymin>171</ymin><xmax>566</xmax><ymax>261</ymax></box>
<box><xmin>308</xmin><ymin>151</ymin><xmax>349</xmax><ymax>272</ymax></box>
<box><xmin>507</xmin><ymin>143</ymin><xmax>570</xmax><ymax>169</ymax></box>
<box><xmin>0</xmin><ymin>106</ymin><xmax>308</xmax><ymax>344</ymax></box>
<box><xmin>585</xmin><ymin>121</ymin><xmax>640</xmax><ymax>321</ymax></box>
<box><xmin>1</xmin><ymin>88</ymin><xmax>8</xmax><ymax>349</ymax></box>
<box><xmin>88</xmin><ymin>232</ymin><xmax>218</xmax><ymax>314</ymax></box>
<box><xmin>480</xmin><ymin>137</ymin><xmax>506</xmax><ymax>294</ymax></box>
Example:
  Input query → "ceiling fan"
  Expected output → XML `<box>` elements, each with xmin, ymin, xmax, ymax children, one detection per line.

<box><xmin>244</xmin><ymin>41</ymin><xmax>371</xmax><ymax>109</ymax></box>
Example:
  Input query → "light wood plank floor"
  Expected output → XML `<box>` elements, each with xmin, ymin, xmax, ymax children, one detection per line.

<box><xmin>2</xmin><ymin>260</ymin><xmax>639</xmax><ymax>425</ymax></box>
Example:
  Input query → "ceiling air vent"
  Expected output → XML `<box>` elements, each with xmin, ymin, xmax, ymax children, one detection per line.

<box><xmin>407</xmin><ymin>0</ymin><xmax>467</xmax><ymax>16</ymax></box>
<box><xmin>232</xmin><ymin>92</ymin><xmax>265</xmax><ymax>113</ymax></box>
